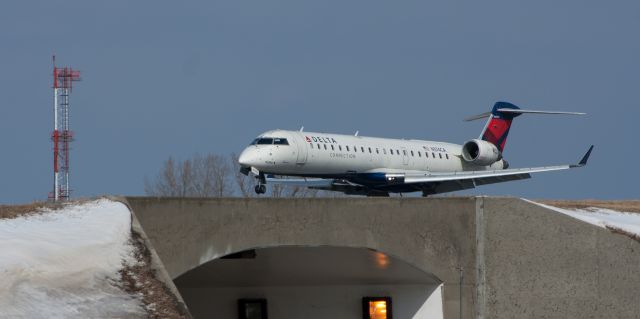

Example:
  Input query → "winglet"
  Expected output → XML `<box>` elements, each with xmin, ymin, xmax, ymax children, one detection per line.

<box><xmin>571</xmin><ymin>145</ymin><xmax>594</xmax><ymax>167</ymax></box>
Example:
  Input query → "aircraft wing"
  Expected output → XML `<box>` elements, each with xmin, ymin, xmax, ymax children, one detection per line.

<box><xmin>405</xmin><ymin>164</ymin><xmax>566</xmax><ymax>184</ymax></box>
<box><xmin>265</xmin><ymin>176</ymin><xmax>335</xmax><ymax>187</ymax></box>
<box><xmin>400</xmin><ymin>145</ymin><xmax>592</xmax><ymax>192</ymax></box>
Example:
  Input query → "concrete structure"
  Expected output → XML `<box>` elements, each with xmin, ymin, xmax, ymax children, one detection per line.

<box><xmin>125</xmin><ymin>197</ymin><xmax>640</xmax><ymax>319</ymax></box>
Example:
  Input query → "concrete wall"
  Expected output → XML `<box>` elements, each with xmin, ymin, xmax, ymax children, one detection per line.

<box><xmin>126</xmin><ymin>197</ymin><xmax>477</xmax><ymax>319</ymax></box>
<box><xmin>126</xmin><ymin>196</ymin><xmax>640</xmax><ymax>319</ymax></box>
<box><xmin>480</xmin><ymin>198</ymin><xmax>640</xmax><ymax>319</ymax></box>
<box><xmin>115</xmin><ymin>197</ymin><xmax>192</xmax><ymax>318</ymax></box>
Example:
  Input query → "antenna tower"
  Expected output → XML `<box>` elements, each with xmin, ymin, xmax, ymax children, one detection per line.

<box><xmin>50</xmin><ymin>55</ymin><xmax>81</xmax><ymax>201</ymax></box>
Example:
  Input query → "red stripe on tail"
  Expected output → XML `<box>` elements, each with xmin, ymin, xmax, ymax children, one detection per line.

<box><xmin>482</xmin><ymin>117</ymin><xmax>512</xmax><ymax>152</ymax></box>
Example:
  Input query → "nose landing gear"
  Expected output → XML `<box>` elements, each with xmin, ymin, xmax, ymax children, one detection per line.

<box><xmin>254</xmin><ymin>184</ymin><xmax>267</xmax><ymax>194</ymax></box>
<box><xmin>254</xmin><ymin>171</ymin><xmax>267</xmax><ymax>195</ymax></box>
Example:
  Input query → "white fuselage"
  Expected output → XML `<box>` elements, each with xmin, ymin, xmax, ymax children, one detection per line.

<box><xmin>239</xmin><ymin>130</ymin><xmax>504</xmax><ymax>177</ymax></box>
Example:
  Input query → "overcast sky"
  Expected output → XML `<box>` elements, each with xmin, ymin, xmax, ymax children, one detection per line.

<box><xmin>1</xmin><ymin>0</ymin><xmax>638</xmax><ymax>203</ymax></box>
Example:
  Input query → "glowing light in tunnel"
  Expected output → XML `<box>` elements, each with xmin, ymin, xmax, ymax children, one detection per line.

<box><xmin>374</xmin><ymin>251</ymin><xmax>390</xmax><ymax>269</ymax></box>
<box><xmin>363</xmin><ymin>297</ymin><xmax>392</xmax><ymax>319</ymax></box>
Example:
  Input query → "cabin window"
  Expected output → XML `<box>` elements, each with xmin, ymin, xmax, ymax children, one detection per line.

<box><xmin>396</xmin><ymin>150</ymin><xmax>400</xmax><ymax>155</ymax></box>
<box><xmin>446</xmin><ymin>154</ymin><xmax>449</xmax><ymax>159</ymax></box>
<box><xmin>346</xmin><ymin>146</ymin><xmax>350</xmax><ymax>151</ymax></box>
<box><xmin>273</xmin><ymin>138</ymin><xmax>289</xmax><ymax>145</ymax></box>
<box><xmin>324</xmin><ymin>144</ymin><xmax>327</xmax><ymax>150</ymax></box>
<box><xmin>403</xmin><ymin>150</ymin><xmax>407</xmax><ymax>156</ymax></box>
<box><xmin>317</xmin><ymin>144</ymin><xmax>321</xmax><ymax>149</ymax></box>
<box><xmin>383</xmin><ymin>149</ymin><xmax>387</xmax><ymax>155</ymax></box>
<box><xmin>339</xmin><ymin>145</ymin><xmax>342</xmax><ymax>151</ymax></box>
<box><xmin>411</xmin><ymin>150</ymin><xmax>414</xmax><ymax>156</ymax></box>
<box><xmin>256</xmin><ymin>138</ymin><xmax>273</xmax><ymax>145</ymax></box>
<box><xmin>331</xmin><ymin>145</ymin><xmax>335</xmax><ymax>151</ymax></box>
<box><xmin>390</xmin><ymin>149</ymin><xmax>394</xmax><ymax>155</ymax></box>
<box><xmin>439</xmin><ymin>153</ymin><xmax>442</xmax><ymax>159</ymax></box>
<box><xmin>418</xmin><ymin>151</ymin><xmax>422</xmax><ymax>157</ymax></box>
<box><xmin>432</xmin><ymin>152</ymin><xmax>436</xmax><ymax>158</ymax></box>
<box><xmin>376</xmin><ymin>148</ymin><xmax>379</xmax><ymax>154</ymax></box>
<box><xmin>425</xmin><ymin>152</ymin><xmax>428</xmax><ymax>158</ymax></box>
<box><xmin>368</xmin><ymin>147</ymin><xmax>372</xmax><ymax>153</ymax></box>
<box><xmin>354</xmin><ymin>146</ymin><xmax>357</xmax><ymax>152</ymax></box>
<box><xmin>361</xmin><ymin>147</ymin><xmax>365</xmax><ymax>152</ymax></box>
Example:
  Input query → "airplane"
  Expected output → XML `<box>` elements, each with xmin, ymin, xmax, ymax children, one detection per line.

<box><xmin>238</xmin><ymin>101</ymin><xmax>593</xmax><ymax>197</ymax></box>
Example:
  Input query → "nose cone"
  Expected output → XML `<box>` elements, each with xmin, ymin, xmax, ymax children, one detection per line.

<box><xmin>238</xmin><ymin>147</ymin><xmax>256</xmax><ymax>167</ymax></box>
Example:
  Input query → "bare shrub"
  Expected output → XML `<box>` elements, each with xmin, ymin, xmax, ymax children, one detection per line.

<box><xmin>145</xmin><ymin>154</ymin><xmax>232</xmax><ymax>197</ymax></box>
<box><xmin>192</xmin><ymin>154</ymin><xmax>233</xmax><ymax>197</ymax></box>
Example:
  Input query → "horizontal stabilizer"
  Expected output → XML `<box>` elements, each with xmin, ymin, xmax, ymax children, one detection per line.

<box><xmin>464</xmin><ymin>111</ymin><xmax>492</xmax><ymax>121</ymax></box>
<box><xmin>466</xmin><ymin>101</ymin><xmax>585</xmax><ymax>121</ymax></box>
<box><xmin>496</xmin><ymin>109</ymin><xmax>586</xmax><ymax>116</ymax></box>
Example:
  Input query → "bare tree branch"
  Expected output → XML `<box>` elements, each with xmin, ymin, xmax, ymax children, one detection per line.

<box><xmin>144</xmin><ymin>154</ymin><xmax>233</xmax><ymax>197</ymax></box>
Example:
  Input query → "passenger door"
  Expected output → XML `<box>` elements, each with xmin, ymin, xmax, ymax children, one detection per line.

<box><xmin>295</xmin><ymin>134</ymin><xmax>308</xmax><ymax>165</ymax></box>
<box><xmin>401</xmin><ymin>147</ymin><xmax>409</xmax><ymax>165</ymax></box>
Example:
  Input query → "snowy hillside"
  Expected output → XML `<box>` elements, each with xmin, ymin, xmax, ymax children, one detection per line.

<box><xmin>527</xmin><ymin>199</ymin><xmax>640</xmax><ymax>237</ymax></box>
<box><xmin>0</xmin><ymin>199</ymin><xmax>144</xmax><ymax>318</ymax></box>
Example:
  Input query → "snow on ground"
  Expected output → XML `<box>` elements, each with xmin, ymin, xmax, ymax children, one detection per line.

<box><xmin>526</xmin><ymin>199</ymin><xmax>640</xmax><ymax>236</ymax></box>
<box><xmin>0</xmin><ymin>199</ymin><xmax>144</xmax><ymax>319</ymax></box>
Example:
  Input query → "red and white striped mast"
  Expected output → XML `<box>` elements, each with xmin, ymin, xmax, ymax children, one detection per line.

<box><xmin>50</xmin><ymin>55</ymin><xmax>80</xmax><ymax>201</ymax></box>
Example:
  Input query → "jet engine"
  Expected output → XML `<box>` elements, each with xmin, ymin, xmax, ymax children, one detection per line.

<box><xmin>461</xmin><ymin>139</ymin><xmax>502</xmax><ymax>166</ymax></box>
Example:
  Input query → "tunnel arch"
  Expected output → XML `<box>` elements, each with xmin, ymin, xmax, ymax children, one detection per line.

<box><xmin>177</xmin><ymin>242</ymin><xmax>448</xmax><ymax>285</ymax></box>
<box><xmin>175</xmin><ymin>244</ymin><xmax>444</xmax><ymax>286</ymax></box>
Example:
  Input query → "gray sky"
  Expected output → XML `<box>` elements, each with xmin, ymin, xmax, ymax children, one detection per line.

<box><xmin>1</xmin><ymin>0</ymin><xmax>638</xmax><ymax>203</ymax></box>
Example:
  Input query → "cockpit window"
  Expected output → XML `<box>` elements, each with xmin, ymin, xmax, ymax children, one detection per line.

<box><xmin>273</xmin><ymin>138</ymin><xmax>289</xmax><ymax>145</ymax></box>
<box><xmin>251</xmin><ymin>137</ymin><xmax>288</xmax><ymax>145</ymax></box>
<box><xmin>256</xmin><ymin>138</ymin><xmax>274</xmax><ymax>145</ymax></box>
